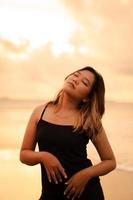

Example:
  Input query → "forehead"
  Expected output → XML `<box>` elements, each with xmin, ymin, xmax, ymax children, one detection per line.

<box><xmin>77</xmin><ymin>70</ymin><xmax>95</xmax><ymax>82</ymax></box>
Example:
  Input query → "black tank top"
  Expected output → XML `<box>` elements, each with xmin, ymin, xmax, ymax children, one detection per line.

<box><xmin>36</xmin><ymin>104</ymin><xmax>93</xmax><ymax>177</ymax></box>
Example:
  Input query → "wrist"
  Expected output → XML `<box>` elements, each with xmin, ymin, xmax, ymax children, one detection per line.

<box><xmin>39</xmin><ymin>151</ymin><xmax>49</xmax><ymax>163</ymax></box>
<box><xmin>39</xmin><ymin>151</ymin><xmax>45</xmax><ymax>163</ymax></box>
<box><xmin>86</xmin><ymin>167</ymin><xmax>94</xmax><ymax>179</ymax></box>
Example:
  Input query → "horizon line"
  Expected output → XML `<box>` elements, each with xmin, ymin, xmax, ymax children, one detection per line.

<box><xmin>0</xmin><ymin>96</ymin><xmax>133</xmax><ymax>105</ymax></box>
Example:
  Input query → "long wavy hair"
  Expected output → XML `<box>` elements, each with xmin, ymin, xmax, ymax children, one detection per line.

<box><xmin>45</xmin><ymin>66</ymin><xmax>105</xmax><ymax>139</ymax></box>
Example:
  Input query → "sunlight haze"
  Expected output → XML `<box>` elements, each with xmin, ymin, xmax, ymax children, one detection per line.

<box><xmin>0</xmin><ymin>0</ymin><xmax>133</xmax><ymax>103</ymax></box>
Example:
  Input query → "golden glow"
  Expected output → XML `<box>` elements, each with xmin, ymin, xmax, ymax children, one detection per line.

<box><xmin>0</xmin><ymin>0</ymin><xmax>132</xmax><ymax>102</ymax></box>
<box><xmin>8</xmin><ymin>53</ymin><xmax>29</xmax><ymax>61</ymax></box>
<box><xmin>0</xmin><ymin>150</ymin><xmax>13</xmax><ymax>160</ymax></box>
<box><xmin>0</xmin><ymin>2</ymin><xmax>77</xmax><ymax>57</ymax></box>
<box><xmin>79</xmin><ymin>46</ymin><xmax>91</xmax><ymax>54</ymax></box>
<box><xmin>121</xmin><ymin>0</ymin><xmax>129</xmax><ymax>5</ymax></box>
<box><xmin>52</xmin><ymin>44</ymin><xmax>75</xmax><ymax>56</ymax></box>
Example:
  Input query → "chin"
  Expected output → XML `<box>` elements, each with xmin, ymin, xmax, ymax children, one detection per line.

<box><xmin>62</xmin><ymin>86</ymin><xmax>74</xmax><ymax>95</ymax></box>
<box><xmin>63</xmin><ymin>90</ymin><xmax>80</xmax><ymax>103</ymax></box>
<box><xmin>63</xmin><ymin>86</ymin><xmax>72</xmax><ymax>93</ymax></box>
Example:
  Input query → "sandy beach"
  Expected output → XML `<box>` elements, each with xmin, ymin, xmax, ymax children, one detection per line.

<box><xmin>0</xmin><ymin>100</ymin><xmax>133</xmax><ymax>200</ymax></box>
<box><xmin>101</xmin><ymin>169</ymin><xmax>133</xmax><ymax>200</ymax></box>
<box><xmin>1</xmin><ymin>158</ymin><xmax>133</xmax><ymax>200</ymax></box>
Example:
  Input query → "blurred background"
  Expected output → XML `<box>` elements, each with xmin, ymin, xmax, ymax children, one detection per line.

<box><xmin>0</xmin><ymin>0</ymin><xmax>133</xmax><ymax>199</ymax></box>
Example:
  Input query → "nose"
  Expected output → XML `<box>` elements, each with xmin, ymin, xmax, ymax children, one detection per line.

<box><xmin>72</xmin><ymin>77</ymin><xmax>79</xmax><ymax>85</ymax></box>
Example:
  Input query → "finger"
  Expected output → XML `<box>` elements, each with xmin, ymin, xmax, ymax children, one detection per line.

<box><xmin>45</xmin><ymin>168</ymin><xmax>51</xmax><ymax>183</ymax></box>
<box><xmin>66</xmin><ymin>187</ymin><xmax>76</xmax><ymax>199</ymax></box>
<box><xmin>71</xmin><ymin>186</ymin><xmax>84</xmax><ymax>200</ymax></box>
<box><xmin>78</xmin><ymin>188</ymin><xmax>84</xmax><ymax>199</ymax></box>
<box><xmin>55</xmin><ymin>170</ymin><xmax>62</xmax><ymax>182</ymax></box>
<box><xmin>64</xmin><ymin>183</ymin><xmax>72</xmax><ymax>196</ymax></box>
<box><xmin>50</xmin><ymin>170</ymin><xmax>58</xmax><ymax>184</ymax></box>
<box><xmin>72</xmin><ymin>190</ymin><xmax>80</xmax><ymax>200</ymax></box>
<box><xmin>58</xmin><ymin>166</ymin><xmax>67</xmax><ymax>179</ymax></box>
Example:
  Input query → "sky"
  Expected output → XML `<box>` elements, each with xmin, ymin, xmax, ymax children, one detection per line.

<box><xmin>0</xmin><ymin>0</ymin><xmax>133</xmax><ymax>103</ymax></box>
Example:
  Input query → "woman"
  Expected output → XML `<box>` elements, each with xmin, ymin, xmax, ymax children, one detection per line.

<box><xmin>20</xmin><ymin>66</ymin><xmax>116</xmax><ymax>200</ymax></box>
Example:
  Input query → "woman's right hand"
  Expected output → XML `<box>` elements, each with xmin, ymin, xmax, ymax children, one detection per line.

<box><xmin>41</xmin><ymin>151</ymin><xmax>67</xmax><ymax>184</ymax></box>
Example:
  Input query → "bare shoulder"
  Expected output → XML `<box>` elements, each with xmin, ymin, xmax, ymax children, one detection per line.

<box><xmin>92</xmin><ymin>127</ymin><xmax>107</xmax><ymax>142</ymax></box>
<box><xmin>31</xmin><ymin>103</ymin><xmax>48</xmax><ymax>123</ymax></box>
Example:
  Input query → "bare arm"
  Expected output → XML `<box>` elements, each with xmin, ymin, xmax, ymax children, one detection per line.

<box><xmin>64</xmin><ymin>127</ymin><xmax>116</xmax><ymax>199</ymax></box>
<box><xmin>87</xmin><ymin>127</ymin><xmax>116</xmax><ymax>178</ymax></box>
<box><xmin>19</xmin><ymin>104</ymin><xmax>67</xmax><ymax>183</ymax></box>
<box><xmin>20</xmin><ymin>105</ymin><xmax>44</xmax><ymax>166</ymax></box>
<box><xmin>64</xmin><ymin>129</ymin><xmax>116</xmax><ymax>199</ymax></box>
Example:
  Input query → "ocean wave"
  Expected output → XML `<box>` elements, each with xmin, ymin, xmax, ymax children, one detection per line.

<box><xmin>116</xmin><ymin>164</ymin><xmax>133</xmax><ymax>172</ymax></box>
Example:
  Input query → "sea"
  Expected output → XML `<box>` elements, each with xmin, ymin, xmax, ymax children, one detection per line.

<box><xmin>0</xmin><ymin>98</ymin><xmax>133</xmax><ymax>199</ymax></box>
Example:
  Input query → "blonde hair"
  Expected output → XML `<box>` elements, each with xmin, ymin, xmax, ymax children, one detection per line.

<box><xmin>45</xmin><ymin>66</ymin><xmax>105</xmax><ymax>139</ymax></box>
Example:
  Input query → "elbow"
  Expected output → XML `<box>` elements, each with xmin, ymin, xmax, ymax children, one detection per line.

<box><xmin>110</xmin><ymin>158</ymin><xmax>117</xmax><ymax>171</ymax></box>
<box><xmin>19</xmin><ymin>149</ymin><xmax>36</xmax><ymax>166</ymax></box>
<box><xmin>19</xmin><ymin>150</ymin><xmax>30</xmax><ymax>165</ymax></box>
<box><xmin>112</xmin><ymin>159</ymin><xmax>117</xmax><ymax>170</ymax></box>
<box><xmin>19</xmin><ymin>150</ymin><xmax>25</xmax><ymax>164</ymax></box>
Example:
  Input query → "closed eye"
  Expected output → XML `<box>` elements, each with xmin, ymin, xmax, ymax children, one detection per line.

<box><xmin>73</xmin><ymin>73</ymin><xmax>79</xmax><ymax>77</ymax></box>
<box><xmin>73</xmin><ymin>72</ymin><xmax>90</xmax><ymax>87</ymax></box>
<box><xmin>82</xmin><ymin>81</ymin><xmax>88</xmax><ymax>86</ymax></box>
<box><xmin>82</xmin><ymin>78</ymin><xmax>90</xmax><ymax>87</ymax></box>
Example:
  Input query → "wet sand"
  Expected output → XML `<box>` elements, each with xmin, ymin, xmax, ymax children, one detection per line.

<box><xmin>1</xmin><ymin>160</ymin><xmax>133</xmax><ymax>200</ymax></box>
<box><xmin>101</xmin><ymin>169</ymin><xmax>133</xmax><ymax>200</ymax></box>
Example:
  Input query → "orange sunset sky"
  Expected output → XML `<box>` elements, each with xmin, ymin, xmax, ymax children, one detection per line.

<box><xmin>0</xmin><ymin>0</ymin><xmax>133</xmax><ymax>103</ymax></box>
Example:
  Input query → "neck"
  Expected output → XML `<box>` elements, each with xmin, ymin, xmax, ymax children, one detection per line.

<box><xmin>55</xmin><ymin>91</ymin><xmax>80</xmax><ymax>112</ymax></box>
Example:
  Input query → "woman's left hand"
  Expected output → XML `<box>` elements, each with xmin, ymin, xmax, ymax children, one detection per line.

<box><xmin>64</xmin><ymin>168</ymin><xmax>91</xmax><ymax>199</ymax></box>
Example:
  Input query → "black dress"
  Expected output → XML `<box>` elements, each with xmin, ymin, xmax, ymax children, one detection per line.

<box><xmin>36</xmin><ymin>105</ymin><xmax>104</xmax><ymax>200</ymax></box>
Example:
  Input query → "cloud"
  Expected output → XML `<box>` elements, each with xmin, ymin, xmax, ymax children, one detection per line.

<box><xmin>0</xmin><ymin>37</ymin><xmax>29</xmax><ymax>53</ymax></box>
<box><xmin>0</xmin><ymin>39</ymin><xmax>133</xmax><ymax>102</ymax></box>
<box><xmin>60</xmin><ymin>0</ymin><xmax>133</xmax><ymax>74</ymax></box>
<box><xmin>0</xmin><ymin>0</ymin><xmax>133</xmax><ymax>102</ymax></box>
<box><xmin>0</xmin><ymin>40</ymin><xmax>108</xmax><ymax>99</ymax></box>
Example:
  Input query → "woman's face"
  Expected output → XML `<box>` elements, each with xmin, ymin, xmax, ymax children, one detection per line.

<box><xmin>63</xmin><ymin>70</ymin><xmax>95</xmax><ymax>101</ymax></box>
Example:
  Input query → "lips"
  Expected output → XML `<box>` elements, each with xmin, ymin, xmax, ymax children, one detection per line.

<box><xmin>67</xmin><ymin>81</ymin><xmax>75</xmax><ymax>89</ymax></box>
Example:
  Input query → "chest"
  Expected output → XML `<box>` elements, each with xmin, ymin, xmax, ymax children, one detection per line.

<box><xmin>42</xmin><ymin>105</ymin><xmax>78</xmax><ymax>126</ymax></box>
<box><xmin>36</xmin><ymin>120</ymin><xmax>89</xmax><ymax>152</ymax></box>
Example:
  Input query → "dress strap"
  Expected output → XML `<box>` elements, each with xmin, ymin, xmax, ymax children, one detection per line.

<box><xmin>40</xmin><ymin>103</ymin><xmax>49</xmax><ymax>120</ymax></box>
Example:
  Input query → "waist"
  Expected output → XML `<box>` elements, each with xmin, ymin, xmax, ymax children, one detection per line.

<box><xmin>41</xmin><ymin>156</ymin><xmax>93</xmax><ymax>179</ymax></box>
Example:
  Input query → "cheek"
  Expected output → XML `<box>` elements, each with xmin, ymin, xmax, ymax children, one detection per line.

<box><xmin>76</xmin><ymin>85</ymin><xmax>90</xmax><ymax>98</ymax></box>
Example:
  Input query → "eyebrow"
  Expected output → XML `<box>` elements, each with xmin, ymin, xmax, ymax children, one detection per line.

<box><xmin>76</xmin><ymin>71</ymin><xmax>91</xmax><ymax>85</ymax></box>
